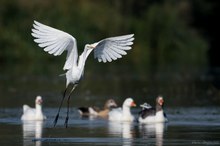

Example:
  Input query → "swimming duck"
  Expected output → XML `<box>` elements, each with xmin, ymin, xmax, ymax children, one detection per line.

<box><xmin>78</xmin><ymin>99</ymin><xmax>117</xmax><ymax>118</ymax></box>
<box><xmin>138</xmin><ymin>96</ymin><xmax>167</xmax><ymax>123</ymax></box>
<box><xmin>108</xmin><ymin>98</ymin><xmax>136</xmax><ymax>122</ymax></box>
<box><xmin>21</xmin><ymin>96</ymin><xmax>46</xmax><ymax>121</ymax></box>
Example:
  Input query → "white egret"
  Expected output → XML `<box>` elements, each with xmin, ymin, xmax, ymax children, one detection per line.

<box><xmin>31</xmin><ymin>21</ymin><xmax>134</xmax><ymax>127</ymax></box>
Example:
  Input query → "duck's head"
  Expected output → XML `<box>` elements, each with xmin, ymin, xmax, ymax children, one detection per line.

<box><xmin>35</xmin><ymin>96</ymin><xmax>43</xmax><ymax>105</ymax></box>
<box><xmin>105</xmin><ymin>99</ymin><xmax>117</xmax><ymax>109</ymax></box>
<box><xmin>123</xmin><ymin>98</ymin><xmax>136</xmax><ymax>107</ymax></box>
<box><xmin>156</xmin><ymin>96</ymin><xmax>164</xmax><ymax>106</ymax></box>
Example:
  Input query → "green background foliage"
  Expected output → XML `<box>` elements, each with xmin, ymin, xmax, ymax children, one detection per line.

<box><xmin>0</xmin><ymin>0</ymin><xmax>207</xmax><ymax>68</ymax></box>
<box><xmin>1</xmin><ymin>0</ymin><xmax>219</xmax><ymax>106</ymax></box>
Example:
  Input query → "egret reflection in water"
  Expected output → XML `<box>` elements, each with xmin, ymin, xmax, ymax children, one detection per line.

<box><xmin>22</xmin><ymin>120</ymin><xmax>43</xmax><ymax>146</ymax></box>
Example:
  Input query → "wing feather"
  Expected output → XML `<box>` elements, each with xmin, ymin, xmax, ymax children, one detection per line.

<box><xmin>103</xmin><ymin>48</ymin><xmax>112</xmax><ymax>62</ymax></box>
<box><xmin>109</xmin><ymin>47</ymin><xmax>122</xmax><ymax>58</ymax></box>
<box><xmin>106</xmin><ymin>48</ymin><xmax>118</xmax><ymax>61</ymax></box>
<box><xmin>31</xmin><ymin>20</ymin><xmax>78</xmax><ymax>70</ymax></box>
<box><xmin>93</xmin><ymin>34</ymin><xmax>134</xmax><ymax>63</ymax></box>
<box><xmin>46</xmin><ymin>42</ymin><xmax>61</xmax><ymax>54</ymax></box>
<box><xmin>54</xmin><ymin>41</ymin><xmax>69</xmax><ymax>56</ymax></box>
<box><xmin>101</xmin><ymin>54</ymin><xmax>107</xmax><ymax>63</ymax></box>
<box><xmin>110</xmin><ymin>46</ymin><xmax>127</xmax><ymax>55</ymax></box>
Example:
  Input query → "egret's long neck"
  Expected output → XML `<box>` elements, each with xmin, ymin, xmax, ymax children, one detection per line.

<box><xmin>77</xmin><ymin>47</ymin><xmax>93</xmax><ymax>72</ymax></box>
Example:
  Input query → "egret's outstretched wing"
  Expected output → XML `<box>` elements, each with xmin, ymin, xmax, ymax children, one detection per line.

<box><xmin>31</xmin><ymin>21</ymin><xmax>78</xmax><ymax>70</ymax></box>
<box><xmin>93</xmin><ymin>34</ymin><xmax>134</xmax><ymax>63</ymax></box>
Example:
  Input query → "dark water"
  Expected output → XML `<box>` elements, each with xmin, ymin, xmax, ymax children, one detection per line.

<box><xmin>0</xmin><ymin>63</ymin><xmax>220</xmax><ymax>145</ymax></box>
<box><xmin>0</xmin><ymin>107</ymin><xmax>220</xmax><ymax>146</ymax></box>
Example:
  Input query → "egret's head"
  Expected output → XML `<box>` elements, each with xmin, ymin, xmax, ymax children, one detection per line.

<box><xmin>86</xmin><ymin>43</ymin><xmax>98</xmax><ymax>49</ymax></box>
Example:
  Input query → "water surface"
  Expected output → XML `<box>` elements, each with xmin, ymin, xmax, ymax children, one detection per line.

<box><xmin>0</xmin><ymin>107</ymin><xmax>219</xmax><ymax>146</ymax></box>
<box><xmin>0</xmin><ymin>63</ymin><xmax>219</xmax><ymax>145</ymax></box>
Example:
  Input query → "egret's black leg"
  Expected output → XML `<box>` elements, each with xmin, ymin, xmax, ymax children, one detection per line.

<box><xmin>64</xmin><ymin>93</ymin><xmax>71</xmax><ymax>128</ymax></box>
<box><xmin>54</xmin><ymin>88</ymin><xmax>68</xmax><ymax>127</ymax></box>
<box><xmin>64</xmin><ymin>84</ymin><xmax>77</xmax><ymax>128</ymax></box>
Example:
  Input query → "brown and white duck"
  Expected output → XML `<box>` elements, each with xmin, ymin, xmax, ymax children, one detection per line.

<box><xmin>78</xmin><ymin>99</ymin><xmax>117</xmax><ymax>118</ymax></box>
<box><xmin>138</xmin><ymin>96</ymin><xmax>168</xmax><ymax>123</ymax></box>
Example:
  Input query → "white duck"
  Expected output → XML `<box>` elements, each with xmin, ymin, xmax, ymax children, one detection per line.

<box><xmin>78</xmin><ymin>99</ymin><xmax>117</xmax><ymax>118</ymax></box>
<box><xmin>108</xmin><ymin>98</ymin><xmax>136</xmax><ymax>122</ymax></box>
<box><xmin>21</xmin><ymin>96</ymin><xmax>46</xmax><ymax>121</ymax></box>
<box><xmin>138</xmin><ymin>96</ymin><xmax>168</xmax><ymax>123</ymax></box>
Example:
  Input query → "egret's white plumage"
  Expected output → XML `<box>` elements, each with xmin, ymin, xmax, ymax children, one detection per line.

<box><xmin>32</xmin><ymin>21</ymin><xmax>134</xmax><ymax>87</ymax></box>
<box><xmin>31</xmin><ymin>21</ymin><xmax>134</xmax><ymax>127</ymax></box>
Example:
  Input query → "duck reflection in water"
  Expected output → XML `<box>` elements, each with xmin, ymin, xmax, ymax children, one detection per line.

<box><xmin>22</xmin><ymin>120</ymin><xmax>43</xmax><ymax>146</ymax></box>
<box><xmin>108</xmin><ymin>121</ymin><xmax>134</xmax><ymax>146</ymax></box>
<box><xmin>139</xmin><ymin>123</ymin><xmax>166</xmax><ymax>146</ymax></box>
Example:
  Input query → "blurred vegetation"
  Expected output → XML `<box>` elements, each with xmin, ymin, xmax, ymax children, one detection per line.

<box><xmin>1</xmin><ymin>0</ymin><xmax>220</xmax><ymax>106</ymax></box>
<box><xmin>0</xmin><ymin>0</ymin><xmax>208</xmax><ymax>68</ymax></box>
